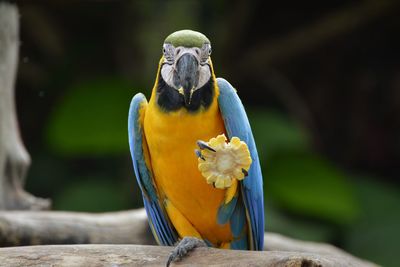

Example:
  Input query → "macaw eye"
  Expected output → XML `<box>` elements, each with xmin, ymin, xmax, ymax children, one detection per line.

<box><xmin>163</xmin><ymin>44</ymin><xmax>175</xmax><ymax>64</ymax></box>
<box><xmin>200</xmin><ymin>44</ymin><xmax>211</xmax><ymax>65</ymax></box>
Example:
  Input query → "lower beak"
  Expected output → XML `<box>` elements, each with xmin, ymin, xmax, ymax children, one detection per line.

<box><xmin>175</xmin><ymin>53</ymin><xmax>199</xmax><ymax>106</ymax></box>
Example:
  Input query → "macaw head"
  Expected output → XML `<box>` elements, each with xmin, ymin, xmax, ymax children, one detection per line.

<box><xmin>160</xmin><ymin>30</ymin><xmax>213</xmax><ymax>107</ymax></box>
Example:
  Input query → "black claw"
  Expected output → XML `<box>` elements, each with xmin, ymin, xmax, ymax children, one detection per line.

<box><xmin>242</xmin><ymin>168</ymin><xmax>248</xmax><ymax>176</ymax></box>
<box><xmin>166</xmin><ymin>256</ymin><xmax>173</xmax><ymax>267</ymax></box>
<box><xmin>194</xmin><ymin>149</ymin><xmax>205</xmax><ymax>160</ymax></box>
<box><xmin>197</xmin><ymin>140</ymin><xmax>216</xmax><ymax>152</ymax></box>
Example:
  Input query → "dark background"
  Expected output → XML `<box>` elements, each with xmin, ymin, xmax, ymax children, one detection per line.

<box><xmin>11</xmin><ymin>1</ymin><xmax>400</xmax><ymax>266</ymax></box>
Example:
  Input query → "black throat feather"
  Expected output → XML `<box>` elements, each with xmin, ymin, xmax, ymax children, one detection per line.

<box><xmin>156</xmin><ymin>68</ymin><xmax>214</xmax><ymax>113</ymax></box>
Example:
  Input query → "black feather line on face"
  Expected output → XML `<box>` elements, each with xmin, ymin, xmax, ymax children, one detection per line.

<box><xmin>156</xmin><ymin>66</ymin><xmax>214</xmax><ymax>113</ymax></box>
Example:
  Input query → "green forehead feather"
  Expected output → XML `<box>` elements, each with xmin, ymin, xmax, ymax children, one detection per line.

<box><xmin>164</xmin><ymin>30</ymin><xmax>210</xmax><ymax>48</ymax></box>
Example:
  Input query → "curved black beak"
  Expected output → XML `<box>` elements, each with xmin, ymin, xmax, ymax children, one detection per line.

<box><xmin>174</xmin><ymin>53</ymin><xmax>199</xmax><ymax>106</ymax></box>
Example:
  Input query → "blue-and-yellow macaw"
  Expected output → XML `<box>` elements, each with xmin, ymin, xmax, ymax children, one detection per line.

<box><xmin>128</xmin><ymin>30</ymin><xmax>264</xmax><ymax>264</ymax></box>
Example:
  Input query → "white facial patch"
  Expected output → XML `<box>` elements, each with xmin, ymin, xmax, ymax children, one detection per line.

<box><xmin>161</xmin><ymin>64</ymin><xmax>175</xmax><ymax>87</ymax></box>
<box><xmin>197</xmin><ymin>64</ymin><xmax>211</xmax><ymax>88</ymax></box>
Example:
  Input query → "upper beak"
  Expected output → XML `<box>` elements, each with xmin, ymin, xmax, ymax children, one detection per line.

<box><xmin>175</xmin><ymin>53</ymin><xmax>199</xmax><ymax>106</ymax></box>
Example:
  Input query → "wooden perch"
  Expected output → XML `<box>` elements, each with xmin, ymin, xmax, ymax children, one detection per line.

<box><xmin>0</xmin><ymin>3</ymin><xmax>50</xmax><ymax>210</ymax></box>
<box><xmin>0</xmin><ymin>209</ymin><xmax>377</xmax><ymax>266</ymax></box>
<box><xmin>0</xmin><ymin>244</ymin><xmax>377</xmax><ymax>267</ymax></box>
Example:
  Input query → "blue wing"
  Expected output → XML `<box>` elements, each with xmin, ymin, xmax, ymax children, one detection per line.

<box><xmin>128</xmin><ymin>93</ymin><xmax>178</xmax><ymax>246</ymax></box>
<box><xmin>217</xmin><ymin>78</ymin><xmax>265</xmax><ymax>251</ymax></box>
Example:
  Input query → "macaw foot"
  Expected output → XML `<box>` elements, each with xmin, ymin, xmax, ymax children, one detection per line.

<box><xmin>166</xmin><ymin>237</ymin><xmax>207</xmax><ymax>267</ymax></box>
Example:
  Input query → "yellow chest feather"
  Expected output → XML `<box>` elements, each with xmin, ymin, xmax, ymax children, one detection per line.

<box><xmin>143</xmin><ymin>97</ymin><xmax>232</xmax><ymax>243</ymax></box>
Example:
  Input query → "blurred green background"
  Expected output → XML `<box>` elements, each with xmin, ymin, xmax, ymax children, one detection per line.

<box><xmin>14</xmin><ymin>1</ymin><xmax>399</xmax><ymax>266</ymax></box>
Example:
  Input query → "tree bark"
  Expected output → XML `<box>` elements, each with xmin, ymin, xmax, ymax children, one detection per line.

<box><xmin>0</xmin><ymin>209</ymin><xmax>377</xmax><ymax>266</ymax></box>
<box><xmin>0</xmin><ymin>244</ymin><xmax>377</xmax><ymax>267</ymax></box>
<box><xmin>0</xmin><ymin>3</ymin><xmax>50</xmax><ymax>210</ymax></box>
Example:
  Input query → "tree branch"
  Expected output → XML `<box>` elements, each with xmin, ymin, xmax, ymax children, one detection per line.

<box><xmin>0</xmin><ymin>209</ymin><xmax>154</xmax><ymax>246</ymax></box>
<box><xmin>0</xmin><ymin>209</ymin><xmax>376</xmax><ymax>266</ymax></box>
